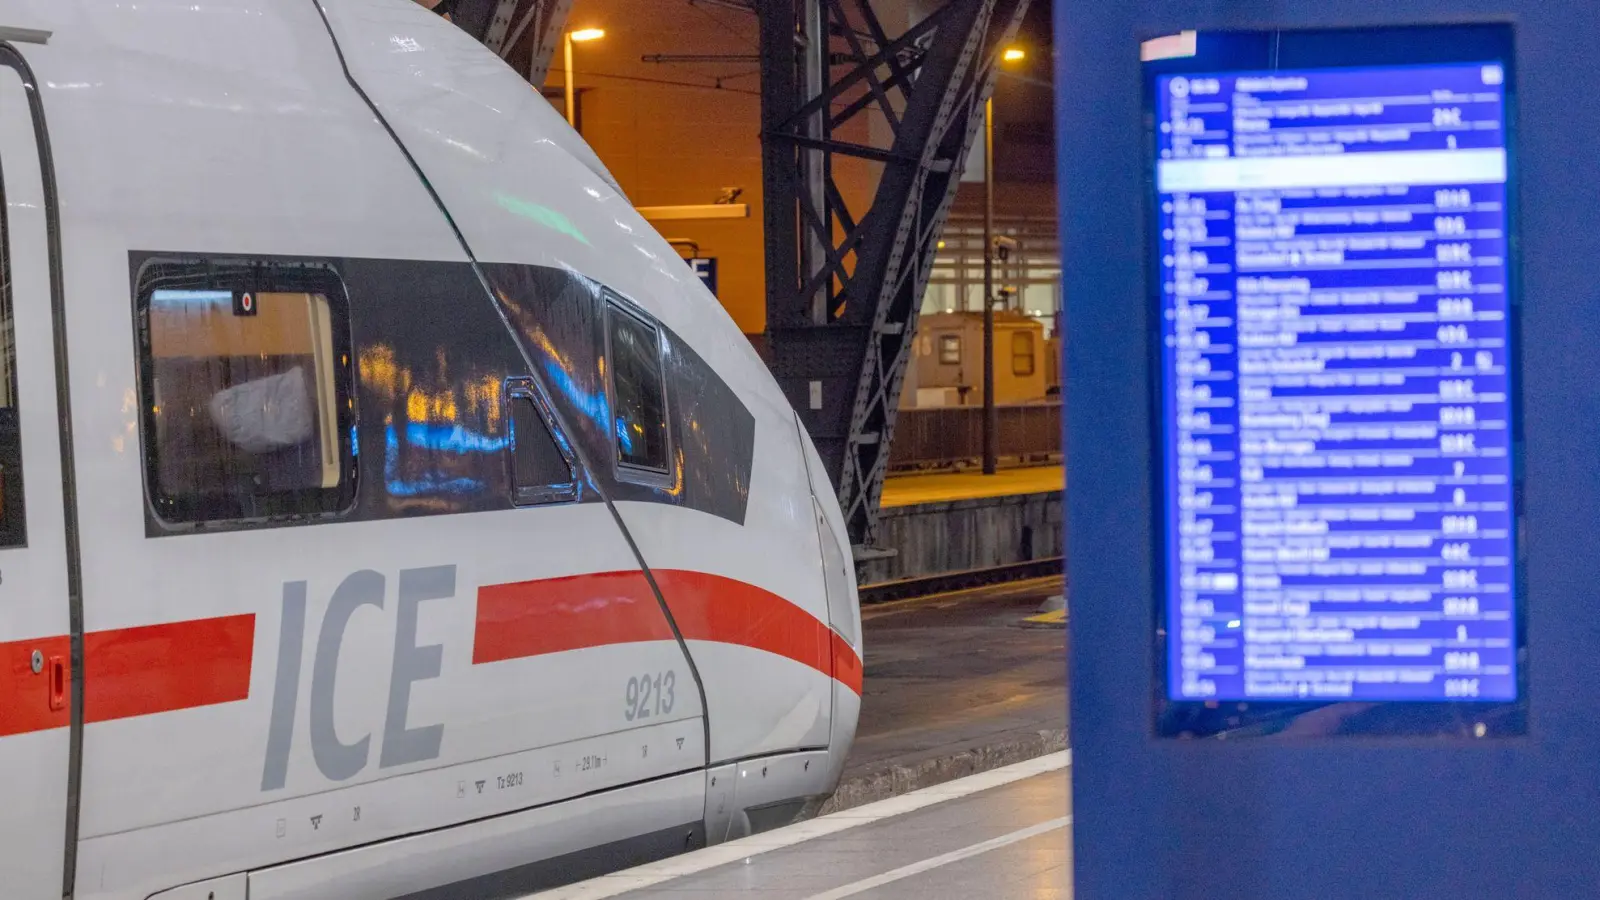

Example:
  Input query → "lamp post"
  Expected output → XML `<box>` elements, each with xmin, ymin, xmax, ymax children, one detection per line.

<box><xmin>982</xmin><ymin>45</ymin><xmax>1026</xmax><ymax>476</ymax></box>
<box><xmin>563</xmin><ymin>27</ymin><xmax>605</xmax><ymax>130</ymax></box>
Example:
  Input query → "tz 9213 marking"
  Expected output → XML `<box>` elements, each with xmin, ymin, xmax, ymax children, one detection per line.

<box><xmin>624</xmin><ymin>670</ymin><xmax>676</xmax><ymax>721</ymax></box>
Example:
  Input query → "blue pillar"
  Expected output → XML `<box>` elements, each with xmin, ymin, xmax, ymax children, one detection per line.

<box><xmin>1061</xmin><ymin>3</ymin><xmax>1600</xmax><ymax>898</ymax></box>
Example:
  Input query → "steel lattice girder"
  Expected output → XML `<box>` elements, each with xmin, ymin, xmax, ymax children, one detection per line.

<box><xmin>446</xmin><ymin>0</ymin><xmax>571</xmax><ymax>83</ymax></box>
<box><xmin>760</xmin><ymin>0</ymin><xmax>1030</xmax><ymax>549</ymax></box>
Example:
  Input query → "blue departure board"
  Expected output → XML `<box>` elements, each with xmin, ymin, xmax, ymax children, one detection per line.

<box><xmin>1155</xmin><ymin>62</ymin><xmax>1518</xmax><ymax>704</ymax></box>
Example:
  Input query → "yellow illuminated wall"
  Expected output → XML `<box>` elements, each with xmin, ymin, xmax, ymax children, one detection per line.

<box><xmin>552</xmin><ymin>0</ymin><xmax>877</xmax><ymax>336</ymax></box>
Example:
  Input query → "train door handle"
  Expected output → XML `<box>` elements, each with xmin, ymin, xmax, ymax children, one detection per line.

<box><xmin>48</xmin><ymin>655</ymin><xmax>65</xmax><ymax>711</ymax></box>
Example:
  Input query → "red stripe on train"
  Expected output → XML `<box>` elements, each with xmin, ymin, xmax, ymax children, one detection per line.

<box><xmin>651</xmin><ymin>569</ymin><xmax>859</xmax><ymax>693</ymax></box>
<box><xmin>0</xmin><ymin>634</ymin><xmax>72</xmax><ymax>736</ymax></box>
<box><xmin>472</xmin><ymin>570</ymin><xmax>675</xmax><ymax>664</ymax></box>
<box><xmin>471</xmin><ymin>569</ymin><xmax>863</xmax><ymax>694</ymax></box>
<box><xmin>830</xmin><ymin>629</ymin><xmax>864</xmax><ymax>694</ymax></box>
<box><xmin>0</xmin><ymin>567</ymin><xmax>860</xmax><ymax>740</ymax></box>
<box><xmin>0</xmin><ymin>614</ymin><xmax>255</xmax><ymax>737</ymax></box>
<box><xmin>83</xmin><ymin>615</ymin><xmax>255</xmax><ymax>724</ymax></box>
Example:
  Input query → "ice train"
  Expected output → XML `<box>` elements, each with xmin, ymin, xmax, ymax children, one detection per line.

<box><xmin>0</xmin><ymin>2</ymin><xmax>862</xmax><ymax>898</ymax></box>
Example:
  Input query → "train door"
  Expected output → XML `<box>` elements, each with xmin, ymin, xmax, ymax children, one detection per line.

<box><xmin>0</xmin><ymin>37</ymin><xmax>80</xmax><ymax>900</ymax></box>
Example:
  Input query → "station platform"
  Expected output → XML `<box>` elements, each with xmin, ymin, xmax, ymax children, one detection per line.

<box><xmin>879</xmin><ymin>466</ymin><xmax>1064</xmax><ymax>508</ymax></box>
<box><xmin>869</xmin><ymin>468</ymin><xmax>1065</xmax><ymax>583</ymax></box>
<box><xmin>542</xmin><ymin>753</ymin><xmax>1071</xmax><ymax>900</ymax></box>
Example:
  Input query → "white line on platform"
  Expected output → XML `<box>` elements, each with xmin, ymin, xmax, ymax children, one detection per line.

<box><xmin>531</xmin><ymin>750</ymin><xmax>1071</xmax><ymax>900</ymax></box>
<box><xmin>800</xmin><ymin>815</ymin><xmax>1072</xmax><ymax>900</ymax></box>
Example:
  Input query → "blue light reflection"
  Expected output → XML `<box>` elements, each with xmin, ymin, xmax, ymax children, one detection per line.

<box><xmin>383</xmin><ymin>422</ymin><xmax>501</xmax><ymax>497</ymax></box>
<box><xmin>401</xmin><ymin>422</ymin><xmax>508</xmax><ymax>454</ymax></box>
<box><xmin>539</xmin><ymin>359</ymin><xmax>609</xmax><ymax>427</ymax></box>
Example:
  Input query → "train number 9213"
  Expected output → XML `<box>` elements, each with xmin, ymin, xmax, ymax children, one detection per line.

<box><xmin>624</xmin><ymin>671</ymin><xmax>676</xmax><ymax>721</ymax></box>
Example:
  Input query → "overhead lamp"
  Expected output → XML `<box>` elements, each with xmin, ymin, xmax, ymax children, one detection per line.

<box><xmin>563</xmin><ymin>28</ymin><xmax>608</xmax><ymax>129</ymax></box>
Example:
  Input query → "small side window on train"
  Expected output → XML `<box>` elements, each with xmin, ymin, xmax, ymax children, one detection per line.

<box><xmin>504</xmin><ymin>378</ymin><xmax>577</xmax><ymax>505</ymax></box>
<box><xmin>603</xmin><ymin>297</ymin><xmax>670</xmax><ymax>475</ymax></box>
<box><xmin>134</xmin><ymin>259</ymin><xmax>357</xmax><ymax>528</ymax></box>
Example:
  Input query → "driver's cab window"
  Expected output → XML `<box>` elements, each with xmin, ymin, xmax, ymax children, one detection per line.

<box><xmin>603</xmin><ymin>298</ymin><xmax>670</xmax><ymax>476</ymax></box>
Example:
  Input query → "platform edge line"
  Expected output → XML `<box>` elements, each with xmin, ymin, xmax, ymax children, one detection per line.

<box><xmin>799</xmin><ymin>815</ymin><xmax>1072</xmax><ymax>900</ymax></box>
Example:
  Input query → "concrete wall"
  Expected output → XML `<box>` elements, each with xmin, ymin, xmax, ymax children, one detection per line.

<box><xmin>861</xmin><ymin>490</ymin><xmax>1061</xmax><ymax>583</ymax></box>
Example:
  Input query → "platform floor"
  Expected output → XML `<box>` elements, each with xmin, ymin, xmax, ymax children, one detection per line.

<box><xmin>542</xmin><ymin>754</ymin><xmax>1071</xmax><ymax>899</ymax></box>
<box><xmin>843</xmin><ymin>577</ymin><xmax>1066</xmax><ymax>791</ymax></box>
<box><xmin>879</xmin><ymin>465</ymin><xmax>1063</xmax><ymax>508</ymax></box>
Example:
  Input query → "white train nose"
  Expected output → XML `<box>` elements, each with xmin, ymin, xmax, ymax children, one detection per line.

<box><xmin>0</xmin><ymin>2</ymin><xmax>859</xmax><ymax>897</ymax></box>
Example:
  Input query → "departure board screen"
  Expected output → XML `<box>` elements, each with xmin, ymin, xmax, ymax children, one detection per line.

<box><xmin>1155</xmin><ymin>61</ymin><xmax>1518</xmax><ymax>704</ymax></box>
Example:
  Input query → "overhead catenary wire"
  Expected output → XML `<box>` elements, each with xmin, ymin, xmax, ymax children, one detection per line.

<box><xmin>561</xmin><ymin>68</ymin><xmax>760</xmax><ymax>95</ymax></box>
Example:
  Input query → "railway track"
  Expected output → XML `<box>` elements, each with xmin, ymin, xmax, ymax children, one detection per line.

<box><xmin>857</xmin><ymin>556</ymin><xmax>1064</xmax><ymax>605</ymax></box>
